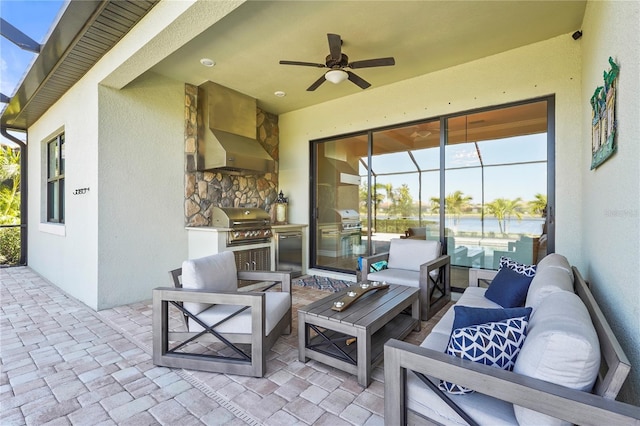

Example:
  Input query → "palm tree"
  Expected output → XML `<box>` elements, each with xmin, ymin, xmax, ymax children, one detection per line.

<box><xmin>446</xmin><ymin>191</ymin><xmax>473</xmax><ymax>224</ymax></box>
<box><xmin>486</xmin><ymin>197</ymin><xmax>523</xmax><ymax>234</ymax></box>
<box><xmin>395</xmin><ymin>184</ymin><xmax>414</xmax><ymax>218</ymax></box>
<box><xmin>529</xmin><ymin>193</ymin><xmax>547</xmax><ymax>216</ymax></box>
<box><xmin>430</xmin><ymin>191</ymin><xmax>472</xmax><ymax>229</ymax></box>
<box><xmin>0</xmin><ymin>146</ymin><xmax>21</xmax><ymax>224</ymax></box>
<box><xmin>382</xmin><ymin>183</ymin><xmax>397</xmax><ymax>217</ymax></box>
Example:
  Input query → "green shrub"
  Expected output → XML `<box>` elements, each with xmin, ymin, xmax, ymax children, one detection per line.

<box><xmin>0</xmin><ymin>227</ymin><xmax>21</xmax><ymax>265</ymax></box>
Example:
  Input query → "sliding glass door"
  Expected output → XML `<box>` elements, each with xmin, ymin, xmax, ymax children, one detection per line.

<box><xmin>311</xmin><ymin>97</ymin><xmax>553</xmax><ymax>288</ymax></box>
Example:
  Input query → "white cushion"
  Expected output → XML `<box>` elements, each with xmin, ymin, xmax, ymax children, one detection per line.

<box><xmin>536</xmin><ymin>253</ymin><xmax>573</xmax><ymax>280</ymax></box>
<box><xmin>406</xmin><ymin>370</ymin><xmax>518</xmax><ymax>426</ymax></box>
<box><xmin>514</xmin><ymin>291</ymin><xmax>600</xmax><ymax>426</ymax></box>
<box><xmin>181</xmin><ymin>251</ymin><xmax>238</xmax><ymax>315</ymax></box>
<box><xmin>525</xmin><ymin>266</ymin><xmax>573</xmax><ymax>309</ymax></box>
<box><xmin>188</xmin><ymin>291</ymin><xmax>290</xmax><ymax>336</ymax></box>
<box><xmin>367</xmin><ymin>268</ymin><xmax>419</xmax><ymax>287</ymax></box>
<box><xmin>387</xmin><ymin>238</ymin><xmax>441</xmax><ymax>271</ymax></box>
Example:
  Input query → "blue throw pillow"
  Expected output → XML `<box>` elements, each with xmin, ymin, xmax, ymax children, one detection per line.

<box><xmin>439</xmin><ymin>316</ymin><xmax>529</xmax><ymax>394</ymax></box>
<box><xmin>484</xmin><ymin>266</ymin><xmax>533</xmax><ymax>308</ymax></box>
<box><xmin>452</xmin><ymin>305</ymin><xmax>533</xmax><ymax>331</ymax></box>
<box><xmin>500</xmin><ymin>256</ymin><xmax>537</xmax><ymax>277</ymax></box>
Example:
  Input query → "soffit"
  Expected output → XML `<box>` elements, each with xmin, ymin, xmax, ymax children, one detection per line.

<box><xmin>149</xmin><ymin>1</ymin><xmax>586</xmax><ymax>115</ymax></box>
<box><xmin>1</xmin><ymin>0</ymin><xmax>157</xmax><ymax>130</ymax></box>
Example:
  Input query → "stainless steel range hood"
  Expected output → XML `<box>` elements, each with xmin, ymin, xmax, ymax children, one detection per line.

<box><xmin>197</xmin><ymin>81</ymin><xmax>275</xmax><ymax>175</ymax></box>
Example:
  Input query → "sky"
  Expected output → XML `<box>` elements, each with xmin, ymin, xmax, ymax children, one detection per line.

<box><xmin>359</xmin><ymin>133</ymin><xmax>547</xmax><ymax>204</ymax></box>
<box><xmin>1</xmin><ymin>0</ymin><xmax>65</xmax><ymax>145</ymax></box>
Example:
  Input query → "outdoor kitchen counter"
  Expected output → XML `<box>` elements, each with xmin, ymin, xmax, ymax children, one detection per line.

<box><xmin>271</xmin><ymin>224</ymin><xmax>308</xmax><ymax>230</ymax></box>
<box><xmin>186</xmin><ymin>226</ymin><xmax>272</xmax><ymax>260</ymax></box>
<box><xmin>186</xmin><ymin>226</ymin><xmax>307</xmax><ymax>275</ymax></box>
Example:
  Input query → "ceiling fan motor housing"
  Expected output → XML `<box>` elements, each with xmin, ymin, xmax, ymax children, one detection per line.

<box><xmin>326</xmin><ymin>53</ymin><xmax>349</xmax><ymax>69</ymax></box>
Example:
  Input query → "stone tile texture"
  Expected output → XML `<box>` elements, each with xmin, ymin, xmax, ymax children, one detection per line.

<box><xmin>1</xmin><ymin>267</ymin><xmax>446</xmax><ymax>425</ymax></box>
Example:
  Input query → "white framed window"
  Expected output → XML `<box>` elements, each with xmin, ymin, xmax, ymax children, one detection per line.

<box><xmin>46</xmin><ymin>132</ymin><xmax>65</xmax><ymax>223</ymax></box>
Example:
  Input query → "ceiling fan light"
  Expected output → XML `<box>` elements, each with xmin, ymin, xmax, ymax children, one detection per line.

<box><xmin>325</xmin><ymin>69</ymin><xmax>348</xmax><ymax>84</ymax></box>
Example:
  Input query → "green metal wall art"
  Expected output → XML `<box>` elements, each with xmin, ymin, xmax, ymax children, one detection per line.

<box><xmin>590</xmin><ymin>57</ymin><xmax>619</xmax><ymax>170</ymax></box>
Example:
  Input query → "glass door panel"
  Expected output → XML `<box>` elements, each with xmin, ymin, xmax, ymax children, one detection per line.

<box><xmin>445</xmin><ymin>101</ymin><xmax>549</xmax><ymax>290</ymax></box>
<box><xmin>314</xmin><ymin>135</ymin><xmax>367</xmax><ymax>272</ymax></box>
<box><xmin>369</xmin><ymin>121</ymin><xmax>440</xmax><ymax>255</ymax></box>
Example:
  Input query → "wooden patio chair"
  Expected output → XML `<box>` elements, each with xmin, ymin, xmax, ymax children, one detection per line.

<box><xmin>153</xmin><ymin>251</ymin><xmax>292</xmax><ymax>377</ymax></box>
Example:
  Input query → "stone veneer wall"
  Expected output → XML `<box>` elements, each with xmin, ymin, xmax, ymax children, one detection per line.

<box><xmin>184</xmin><ymin>83</ymin><xmax>279</xmax><ymax>226</ymax></box>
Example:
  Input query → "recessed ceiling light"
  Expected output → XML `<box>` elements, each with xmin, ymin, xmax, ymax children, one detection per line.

<box><xmin>200</xmin><ymin>58</ymin><xmax>215</xmax><ymax>67</ymax></box>
<box><xmin>274</xmin><ymin>91</ymin><xmax>286</xmax><ymax>97</ymax></box>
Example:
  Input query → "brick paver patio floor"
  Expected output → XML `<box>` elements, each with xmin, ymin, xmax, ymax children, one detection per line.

<box><xmin>1</xmin><ymin>267</ymin><xmax>444</xmax><ymax>425</ymax></box>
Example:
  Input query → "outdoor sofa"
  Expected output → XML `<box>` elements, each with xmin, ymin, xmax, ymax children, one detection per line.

<box><xmin>384</xmin><ymin>253</ymin><xmax>640</xmax><ymax>425</ymax></box>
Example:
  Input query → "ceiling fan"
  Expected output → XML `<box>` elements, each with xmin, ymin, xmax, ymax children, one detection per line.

<box><xmin>279</xmin><ymin>33</ymin><xmax>395</xmax><ymax>91</ymax></box>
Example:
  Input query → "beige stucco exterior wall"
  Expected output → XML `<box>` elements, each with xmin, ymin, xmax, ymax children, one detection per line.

<box><xmin>24</xmin><ymin>0</ymin><xmax>244</xmax><ymax>309</ymax></box>
<box><xmin>280</xmin><ymin>33</ymin><xmax>583</xmax><ymax>266</ymax></box>
<box><xmin>580</xmin><ymin>0</ymin><xmax>640</xmax><ymax>404</ymax></box>
<box><xmin>96</xmin><ymin>73</ymin><xmax>185</xmax><ymax>309</ymax></box>
<box><xmin>26</xmin><ymin>72</ymin><xmax>186</xmax><ymax>311</ymax></box>
<box><xmin>26</xmin><ymin>75</ymin><xmax>100</xmax><ymax>308</ymax></box>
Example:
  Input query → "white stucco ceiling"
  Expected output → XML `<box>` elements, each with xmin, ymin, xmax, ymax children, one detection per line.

<box><xmin>148</xmin><ymin>1</ymin><xmax>586</xmax><ymax>115</ymax></box>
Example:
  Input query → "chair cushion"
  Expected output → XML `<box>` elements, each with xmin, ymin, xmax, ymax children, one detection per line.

<box><xmin>484</xmin><ymin>266</ymin><xmax>533</xmax><ymax>308</ymax></box>
<box><xmin>407</xmin><ymin>227</ymin><xmax>427</xmax><ymax>238</ymax></box>
<box><xmin>439</xmin><ymin>316</ymin><xmax>529</xmax><ymax>394</ymax></box>
<box><xmin>367</xmin><ymin>268</ymin><xmax>419</xmax><ymax>287</ymax></box>
<box><xmin>181</xmin><ymin>251</ymin><xmax>238</xmax><ymax>315</ymax></box>
<box><xmin>514</xmin><ymin>291</ymin><xmax>600</xmax><ymax>426</ymax></box>
<box><xmin>499</xmin><ymin>256</ymin><xmax>537</xmax><ymax>277</ymax></box>
<box><xmin>188</xmin><ymin>292</ymin><xmax>290</xmax><ymax>336</ymax></box>
<box><xmin>387</xmin><ymin>238</ymin><xmax>441</xmax><ymax>271</ymax></box>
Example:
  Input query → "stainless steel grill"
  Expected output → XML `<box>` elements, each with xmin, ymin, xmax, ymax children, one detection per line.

<box><xmin>211</xmin><ymin>207</ymin><xmax>272</xmax><ymax>246</ymax></box>
<box><xmin>334</xmin><ymin>209</ymin><xmax>362</xmax><ymax>232</ymax></box>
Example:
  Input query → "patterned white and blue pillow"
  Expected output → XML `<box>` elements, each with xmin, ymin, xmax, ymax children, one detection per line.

<box><xmin>500</xmin><ymin>256</ymin><xmax>537</xmax><ymax>277</ymax></box>
<box><xmin>439</xmin><ymin>316</ymin><xmax>529</xmax><ymax>394</ymax></box>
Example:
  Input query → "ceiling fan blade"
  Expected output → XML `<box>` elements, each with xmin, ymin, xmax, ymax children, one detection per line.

<box><xmin>279</xmin><ymin>60</ymin><xmax>326</xmax><ymax>68</ymax></box>
<box><xmin>327</xmin><ymin>33</ymin><xmax>342</xmax><ymax>61</ymax></box>
<box><xmin>307</xmin><ymin>74</ymin><xmax>327</xmax><ymax>91</ymax></box>
<box><xmin>346</xmin><ymin>71</ymin><xmax>371</xmax><ymax>89</ymax></box>
<box><xmin>349</xmin><ymin>57</ymin><xmax>396</xmax><ymax>69</ymax></box>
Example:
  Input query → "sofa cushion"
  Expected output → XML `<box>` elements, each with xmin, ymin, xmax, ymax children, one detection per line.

<box><xmin>408</xmin><ymin>287</ymin><xmax>520</xmax><ymax>425</ymax></box>
<box><xmin>430</xmin><ymin>287</ymin><xmax>501</xmax><ymax>337</ymax></box>
<box><xmin>407</xmin><ymin>371</ymin><xmax>519</xmax><ymax>425</ymax></box>
<box><xmin>484</xmin><ymin>266</ymin><xmax>533</xmax><ymax>308</ymax></box>
<box><xmin>387</xmin><ymin>238</ymin><xmax>441</xmax><ymax>271</ymax></box>
<box><xmin>181</xmin><ymin>251</ymin><xmax>238</xmax><ymax>315</ymax></box>
<box><xmin>536</xmin><ymin>253</ymin><xmax>573</xmax><ymax>280</ymax></box>
<box><xmin>514</xmin><ymin>291</ymin><xmax>600</xmax><ymax>426</ymax></box>
<box><xmin>525</xmin><ymin>266</ymin><xmax>573</xmax><ymax>309</ymax></box>
<box><xmin>499</xmin><ymin>256</ymin><xmax>537</xmax><ymax>277</ymax></box>
<box><xmin>452</xmin><ymin>306</ymin><xmax>533</xmax><ymax>331</ymax></box>
<box><xmin>439</xmin><ymin>316</ymin><xmax>529</xmax><ymax>394</ymax></box>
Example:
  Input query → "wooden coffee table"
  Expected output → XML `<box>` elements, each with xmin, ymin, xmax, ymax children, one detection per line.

<box><xmin>298</xmin><ymin>283</ymin><xmax>420</xmax><ymax>387</ymax></box>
